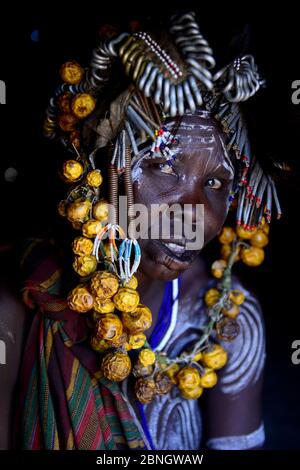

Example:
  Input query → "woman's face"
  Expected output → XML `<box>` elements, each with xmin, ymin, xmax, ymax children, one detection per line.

<box><xmin>132</xmin><ymin>113</ymin><xmax>235</xmax><ymax>281</ymax></box>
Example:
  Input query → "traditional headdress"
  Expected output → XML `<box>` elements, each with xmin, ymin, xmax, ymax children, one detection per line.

<box><xmin>43</xmin><ymin>11</ymin><xmax>280</xmax><ymax>403</ymax></box>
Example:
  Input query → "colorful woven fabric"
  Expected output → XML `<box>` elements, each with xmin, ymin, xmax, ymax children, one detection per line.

<box><xmin>15</xmin><ymin>240</ymin><xmax>146</xmax><ymax>450</ymax></box>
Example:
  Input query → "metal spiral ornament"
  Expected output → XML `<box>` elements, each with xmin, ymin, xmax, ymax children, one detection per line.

<box><xmin>108</xmin><ymin>161</ymin><xmax>119</xmax><ymax>226</ymax></box>
<box><xmin>170</xmin><ymin>12</ymin><xmax>215</xmax><ymax>69</ymax></box>
<box><xmin>87</xmin><ymin>33</ymin><xmax>129</xmax><ymax>90</ymax></box>
<box><xmin>124</xmin><ymin>147</ymin><xmax>135</xmax><ymax>225</ymax></box>
<box><xmin>213</xmin><ymin>55</ymin><xmax>265</xmax><ymax>102</ymax></box>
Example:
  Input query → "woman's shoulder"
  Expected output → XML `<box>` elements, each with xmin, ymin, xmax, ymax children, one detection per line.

<box><xmin>0</xmin><ymin>246</ymin><xmax>29</xmax><ymax>351</ymax></box>
<box><xmin>181</xmin><ymin>257</ymin><xmax>266</xmax><ymax>395</ymax></box>
<box><xmin>216</xmin><ymin>275</ymin><xmax>266</xmax><ymax>396</ymax></box>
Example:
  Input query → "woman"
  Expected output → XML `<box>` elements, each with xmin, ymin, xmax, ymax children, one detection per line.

<box><xmin>5</xmin><ymin>11</ymin><xmax>281</xmax><ymax>449</ymax></box>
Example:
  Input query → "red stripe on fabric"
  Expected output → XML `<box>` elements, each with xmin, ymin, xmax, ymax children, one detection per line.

<box><xmin>76</xmin><ymin>389</ymin><xmax>94</xmax><ymax>441</ymax></box>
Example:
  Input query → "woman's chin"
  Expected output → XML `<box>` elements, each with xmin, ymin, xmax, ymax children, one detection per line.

<box><xmin>138</xmin><ymin>240</ymin><xmax>200</xmax><ymax>281</ymax></box>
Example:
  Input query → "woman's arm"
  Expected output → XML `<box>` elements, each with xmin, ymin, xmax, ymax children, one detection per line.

<box><xmin>0</xmin><ymin>287</ymin><xmax>27</xmax><ymax>449</ymax></box>
<box><xmin>203</xmin><ymin>287</ymin><xmax>266</xmax><ymax>450</ymax></box>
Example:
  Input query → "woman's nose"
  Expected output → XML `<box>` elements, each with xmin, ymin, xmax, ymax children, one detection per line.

<box><xmin>174</xmin><ymin>177</ymin><xmax>206</xmax><ymax>224</ymax></box>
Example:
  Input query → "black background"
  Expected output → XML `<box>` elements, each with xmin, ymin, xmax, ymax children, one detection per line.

<box><xmin>0</xmin><ymin>2</ymin><xmax>299</xmax><ymax>449</ymax></box>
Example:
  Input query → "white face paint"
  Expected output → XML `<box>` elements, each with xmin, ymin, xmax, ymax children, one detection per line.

<box><xmin>131</xmin><ymin>112</ymin><xmax>236</xmax><ymax>189</ymax></box>
<box><xmin>131</xmin><ymin>164</ymin><xmax>143</xmax><ymax>187</ymax></box>
<box><xmin>131</xmin><ymin>147</ymin><xmax>155</xmax><ymax>187</ymax></box>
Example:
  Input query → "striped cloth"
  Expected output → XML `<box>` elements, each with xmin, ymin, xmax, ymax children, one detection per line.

<box><xmin>14</xmin><ymin>239</ymin><xmax>146</xmax><ymax>450</ymax></box>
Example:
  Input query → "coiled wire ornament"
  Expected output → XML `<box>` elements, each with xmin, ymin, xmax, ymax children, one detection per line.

<box><xmin>213</xmin><ymin>55</ymin><xmax>265</xmax><ymax>102</ymax></box>
<box><xmin>118</xmin><ymin>146</ymin><xmax>141</xmax><ymax>283</ymax></box>
<box><xmin>92</xmin><ymin>223</ymin><xmax>125</xmax><ymax>273</ymax></box>
<box><xmin>118</xmin><ymin>238</ymin><xmax>141</xmax><ymax>284</ymax></box>
<box><xmin>92</xmin><ymin>142</ymin><xmax>141</xmax><ymax>282</ymax></box>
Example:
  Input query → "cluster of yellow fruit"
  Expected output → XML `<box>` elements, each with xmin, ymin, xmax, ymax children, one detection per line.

<box><xmin>67</xmin><ymin>267</ymin><xmax>229</xmax><ymax>403</ymax></box>
<box><xmin>44</xmin><ymin>60</ymin><xmax>96</xmax><ymax>147</ymax></box>
<box><xmin>216</xmin><ymin>221</ymin><xmax>269</xmax><ymax>271</ymax></box>
<box><xmin>133</xmin><ymin>343</ymin><xmax>228</xmax><ymax>404</ymax></box>
<box><xmin>47</xmin><ymin>61</ymin><xmax>110</xmax><ymax>253</ymax></box>
<box><xmin>58</xmin><ymin>186</ymin><xmax>109</xmax><ymax>277</ymax></box>
<box><xmin>68</xmin><ymin>271</ymin><xmax>150</xmax><ymax>371</ymax></box>
<box><xmin>59</xmin><ymin>171</ymin><xmax>108</xmax><ymax>217</ymax></box>
<box><xmin>204</xmin><ymin>220</ymin><xmax>269</xmax><ymax>341</ymax></box>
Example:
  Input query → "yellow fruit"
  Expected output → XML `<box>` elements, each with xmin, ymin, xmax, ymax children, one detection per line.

<box><xmin>181</xmin><ymin>385</ymin><xmax>203</xmax><ymax>399</ymax></box>
<box><xmin>236</xmin><ymin>225</ymin><xmax>257</xmax><ymax>239</ymax></box>
<box><xmin>135</xmin><ymin>378</ymin><xmax>156</xmax><ymax>403</ymax></box>
<box><xmin>92</xmin><ymin>200</ymin><xmax>109</xmax><ymax>222</ymax></box>
<box><xmin>220</xmin><ymin>244</ymin><xmax>240</xmax><ymax>262</ymax></box>
<box><xmin>101</xmin><ymin>352</ymin><xmax>132</xmax><ymax>381</ymax></box>
<box><xmin>216</xmin><ymin>317</ymin><xmax>240</xmax><ymax>342</ymax></box>
<box><xmin>122</xmin><ymin>304</ymin><xmax>152</xmax><ymax>333</ymax></box>
<box><xmin>222</xmin><ymin>303</ymin><xmax>240</xmax><ymax>319</ymax></box>
<box><xmin>113</xmin><ymin>288</ymin><xmax>140</xmax><ymax>313</ymax></box>
<box><xmin>57</xmin><ymin>92</ymin><xmax>72</xmax><ymax>113</ymax></box>
<box><xmin>139</xmin><ymin>349</ymin><xmax>156</xmax><ymax>367</ymax></box>
<box><xmin>70</xmin><ymin>130</ymin><xmax>81</xmax><ymax>150</ymax></box>
<box><xmin>73</xmin><ymin>255</ymin><xmax>97</xmax><ymax>277</ymax></box>
<box><xmin>211</xmin><ymin>259</ymin><xmax>227</xmax><ymax>279</ymax></box>
<box><xmin>71</xmin><ymin>93</ymin><xmax>96</xmax><ymax>119</ymax></box>
<box><xmin>108</xmin><ymin>331</ymin><xmax>128</xmax><ymax>348</ymax></box>
<box><xmin>165</xmin><ymin>363</ymin><xmax>180</xmax><ymax>384</ymax></box>
<box><xmin>177</xmin><ymin>366</ymin><xmax>201</xmax><ymax>390</ymax></box>
<box><xmin>240</xmin><ymin>246</ymin><xmax>265</xmax><ymax>266</ymax></box>
<box><xmin>60</xmin><ymin>60</ymin><xmax>84</xmax><ymax>85</ymax></box>
<box><xmin>124</xmin><ymin>275</ymin><xmax>138</xmax><ymax>290</ymax></box>
<box><xmin>202</xmin><ymin>344</ymin><xmax>228</xmax><ymax>370</ymax></box>
<box><xmin>94</xmin><ymin>297</ymin><xmax>115</xmax><ymax>314</ymax></box>
<box><xmin>86</xmin><ymin>170</ymin><xmax>103</xmax><ymax>188</ymax></box>
<box><xmin>82</xmin><ymin>219</ymin><xmax>102</xmax><ymax>238</ymax></box>
<box><xmin>72</xmin><ymin>236</ymin><xmax>94</xmax><ymax>256</ymax></box>
<box><xmin>90</xmin><ymin>335</ymin><xmax>110</xmax><ymax>353</ymax></box>
<box><xmin>229</xmin><ymin>289</ymin><xmax>245</xmax><ymax>306</ymax></box>
<box><xmin>200</xmin><ymin>369</ymin><xmax>218</xmax><ymax>388</ymax></box>
<box><xmin>204</xmin><ymin>288</ymin><xmax>220</xmax><ymax>307</ymax></box>
<box><xmin>96</xmin><ymin>313</ymin><xmax>123</xmax><ymax>341</ymax></box>
<box><xmin>218</xmin><ymin>226</ymin><xmax>236</xmax><ymax>244</ymax></box>
<box><xmin>90</xmin><ymin>271</ymin><xmax>119</xmax><ymax>299</ymax></box>
<box><xmin>63</xmin><ymin>160</ymin><xmax>83</xmax><ymax>182</ymax></box>
<box><xmin>193</xmin><ymin>352</ymin><xmax>203</xmax><ymax>362</ymax></box>
<box><xmin>126</xmin><ymin>333</ymin><xmax>147</xmax><ymax>350</ymax></box>
<box><xmin>260</xmin><ymin>217</ymin><xmax>270</xmax><ymax>235</ymax></box>
<box><xmin>58</xmin><ymin>113</ymin><xmax>78</xmax><ymax>132</ymax></box>
<box><xmin>250</xmin><ymin>230</ymin><xmax>269</xmax><ymax>248</ymax></box>
<box><xmin>132</xmin><ymin>363</ymin><xmax>153</xmax><ymax>378</ymax></box>
<box><xmin>67</xmin><ymin>200</ymin><xmax>91</xmax><ymax>223</ymax></box>
<box><xmin>68</xmin><ymin>285</ymin><xmax>94</xmax><ymax>313</ymax></box>
<box><xmin>154</xmin><ymin>372</ymin><xmax>172</xmax><ymax>395</ymax></box>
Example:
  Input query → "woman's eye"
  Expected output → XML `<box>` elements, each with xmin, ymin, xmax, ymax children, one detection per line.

<box><xmin>205</xmin><ymin>177</ymin><xmax>223</xmax><ymax>189</ymax></box>
<box><xmin>150</xmin><ymin>162</ymin><xmax>177</xmax><ymax>176</ymax></box>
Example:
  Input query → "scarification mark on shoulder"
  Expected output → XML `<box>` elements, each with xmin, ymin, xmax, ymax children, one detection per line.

<box><xmin>218</xmin><ymin>290</ymin><xmax>266</xmax><ymax>395</ymax></box>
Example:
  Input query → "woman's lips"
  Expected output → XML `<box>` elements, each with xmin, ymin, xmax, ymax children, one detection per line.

<box><xmin>162</xmin><ymin>241</ymin><xmax>186</xmax><ymax>256</ymax></box>
<box><xmin>146</xmin><ymin>239</ymin><xmax>199</xmax><ymax>271</ymax></box>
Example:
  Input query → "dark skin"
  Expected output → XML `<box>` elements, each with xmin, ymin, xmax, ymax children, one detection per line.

<box><xmin>134</xmin><ymin>114</ymin><xmax>234</xmax><ymax>332</ymax></box>
<box><xmin>0</xmin><ymin>282</ymin><xmax>27</xmax><ymax>449</ymax></box>
<box><xmin>0</xmin><ymin>114</ymin><xmax>264</xmax><ymax>449</ymax></box>
<box><xmin>134</xmin><ymin>115</ymin><xmax>233</xmax><ymax>282</ymax></box>
<box><xmin>134</xmin><ymin>114</ymin><xmax>264</xmax><ymax>447</ymax></box>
